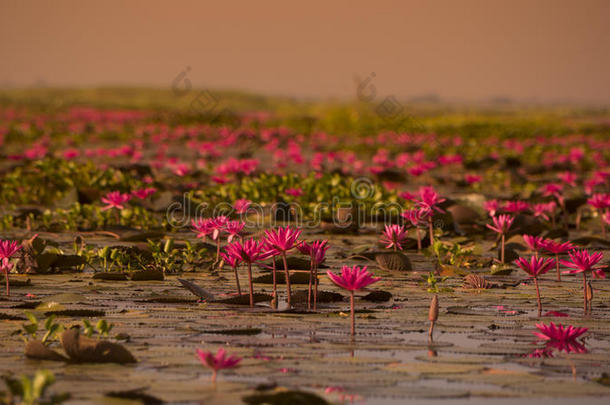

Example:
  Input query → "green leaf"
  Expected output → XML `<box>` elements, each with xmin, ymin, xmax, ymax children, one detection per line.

<box><xmin>42</xmin><ymin>324</ymin><xmax>62</xmax><ymax>344</ymax></box>
<box><xmin>23</xmin><ymin>324</ymin><xmax>38</xmax><ymax>336</ymax></box>
<box><xmin>20</xmin><ymin>375</ymin><xmax>33</xmax><ymax>404</ymax></box>
<box><xmin>163</xmin><ymin>238</ymin><xmax>174</xmax><ymax>254</ymax></box>
<box><xmin>25</xmin><ymin>311</ymin><xmax>38</xmax><ymax>325</ymax></box>
<box><xmin>32</xmin><ymin>369</ymin><xmax>54</xmax><ymax>401</ymax></box>
<box><xmin>44</xmin><ymin>315</ymin><xmax>56</xmax><ymax>330</ymax></box>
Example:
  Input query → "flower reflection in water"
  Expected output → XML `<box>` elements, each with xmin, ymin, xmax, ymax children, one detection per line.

<box><xmin>525</xmin><ymin>322</ymin><xmax>588</xmax><ymax>377</ymax></box>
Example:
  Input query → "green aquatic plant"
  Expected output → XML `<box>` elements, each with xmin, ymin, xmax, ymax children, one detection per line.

<box><xmin>181</xmin><ymin>240</ymin><xmax>209</xmax><ymax>267</ymax></box>
<box><xmin>431</xmin><ymin>240</ymin><xmax>474</xmax><ymax>267</ymax></box>
<box><xmin>148</xmin><ymin>238</ymin><xmax>183</xmax><ymax>274</ymax></box>
<box><xmin>1</xmin><ymin>369</ymin><xmax>69</xmax><ymax>405</ymax></box>
<box><xmin>421</xmin><ymin>272</ymin><xmax>449</xmax><ymax>293</ymax></box>
<box><xmin>0</xmin><ymin>158</ymin><xmax>143</xmax><ymax>206</ymax></box>
<box><xmin>20</xmin><ymin>313</ymin><xmax>64</xmax><ymax>345</ymax></box>
<box><xmin>82</xmin><ymin>319</ymin><xmax>114</xmax><ymax>339</ymax></box>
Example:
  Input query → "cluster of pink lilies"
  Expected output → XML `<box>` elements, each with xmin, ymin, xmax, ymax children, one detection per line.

<box><xmin>4</xmin><ymin>106</ymin><xmax>609</xmax><ymax>195</ymax></box>
<box><xmin>514</xmin><ymin>238</ymin><xmax>604</xmax><ymax>317</ymax></box>
<box><xmin>191</xmin><ymin>214</ymin><xmax>380</xmax><ymax>337</ymax></box>
<box><xmin>483</xmin><ymin>207</ymin><xmax>606</xmax><ymax>315</ymax></box>
<box><xmin>100</xmin><ymin>188</ymin><xmax>157</xmax><ymax>211</ymax></box>
<box><xmin>379</xmin><ymin>186</ymin><xmax>446</xmax><ymax>251</ymax></box>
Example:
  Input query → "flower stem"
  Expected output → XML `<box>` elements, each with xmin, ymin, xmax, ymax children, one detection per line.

<box><xmin>313</xmin><ymin>263</ymin><xmax>319</xmax><ymax>311</ymax></box>
<box><xmin>307</xmin><ymin>256</ymin><xmax>313</xmax><ymax>310</ymax></box>
<box><xmin>211</xmin><ymin>370</ymin><xmax>217</xmax><ymax>383</ymax></box>
<box><xmin>583</xmin><ymin>272</ymin><xmax>588</xmax><ymax>316</ymax></box>
<box><xmin>282</xmin><ymin>252</ymin><xmax>292</xmax><ymax>308</ymax></box>
<box><xmin>4</xmin><ymin>271</ymin><xmax>9</xmax><ymax>297</ymax></box>
<box><xmin>272</xmin><ymin>259</ymin><xmax>277</xmax><ymax>309</ymax></box>
<box><xmin>428</xmin><ymin>217</ymin><xmax>434</xmax><ymax>247</ymax></box>
<box><xmin>247</xmin><ymin>262</ymin><xmax>254</xmax><ymax>308</ymax></box>
<box><xmin>416</xmin><ymin>228</ymin><xmax>422</xmax><ymax>252</ymax></box>
<box><xmin>233</xmin><ymin>265</ymin><xmax>241</xmax><ymax>295</ymax></box>
<box><xmin>350</xmin><ymin>290</ymin><xmax>355</xmax><ymax>337</ymax></box>
<box><xmin>500</xmin><ymin>233</ymin><xmax>505</xmax><ymax>263</ymax></box>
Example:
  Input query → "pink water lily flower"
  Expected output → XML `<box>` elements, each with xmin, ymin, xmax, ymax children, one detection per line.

<box><xmin>398</xmin><ymin>191</ymin><xmax>416</xmax><ymax>201</ymax></box>
<box><xmin>327</xmin><ymin>265</ymin><xmax>381</xmax><ymax>337</ymax></box>
<box><xmin>380</xmin><ymin>224</ymin><xmax>407</xmax><ymax>251</ymax></box>
<box><xmin>558</xmin><ymin>171</ymin><xmax>577</xmax><ymax>187</ymax></box>
<box><xmin>225</xmin><ymin>220</ymin><xmax>245</xmax><ymax>243</ymax></box>
<box><xmin>464</xmin><ymin>174</ymin><xmax>482</xmax><ymax>185</ymax></box>
<box><xmin>540</xmin><ymin>183</ymin><xmax>563</xmax><ymax>199</ymax></box>
<box><xmin>195</xmin><ymin>347</ymin><xmax>242</xmax><ymax>382</ymax></box>
<box><xmin>401</xmin><ymin>206</ymin><xmax>430</xmax><ymax>250</ymax></box>
<box><xmin>417</xmin><ymin>186</ymin><xmax>445</xmax><ymax>246</ymax></box>
<box><xmin>327</xmin><ymin>265</ymin><xmax>381</xmax><ymax>291</ymax></box>
<box><xmin>533</xmin><ymin>322</ymin><xmax>587</xmax><ymax>342</ymax></box>
<box><xmin>487</xmin><ymin>214</ymin><xmax>514</xmax><ymax>263</ymax></box>
<box><xmin>587</xmin><ymin>193</ymin><xmax>610</xmax><ymax>211</ymax></box>
<box><xmin>0</xmin><ymin>239</ymin><xmax>21</xmax><ymax>296</ymax></box>
<box><xmin>561</xmin><ymin>249</ymin><xmax>605</xmax><ymax>315</ymax></box>
<box><xmin>487</xmin><ymin>214</ymin><xmax>514</xmax><ymax>235</ymax></box>
<box><xmin>515</xmin><ymin>256</ymin><xmax>555</xmax><ymax>278</ymax></box>
<box><xmin>209</xmin><ymin>216</ymin><xmax>228</xmax><ymax>241</ymax></box>
<box><xmin>402</xmin><ymin>207</ymin><xmax>430</xmax><ymax>227</ymax></box>
<box><xmin>514</xmin><ymin>256</ymin><xmax>555</xmax><ymax>317</ymax></box>
<box><xmin>561</xmin><ymin>249</ymin><xmax>605</xmax><ymax>278</ymax></box>
<box><xmin>418</xmin><ymin>186</ymin><xmax>446</xmax><ymax>213</ymax></box>
<box><xmin>297</xmin><ymin>240</ymin><xmax>329</xmax><ymax>310</ymax></box>
<box><xmin>191</xmin><ymin>218</ymin><xmax>215</xmax><ymax>240</ymax></box>
<box><xmin>0</xmin><ymin>240</ymin><xmax>22</xmax><ymax>259</ymax></box>
<box><xmin>503</xmin><ymin>200</ymin><xmax>530</xmax><ymax>213</ymax></box>
<box><xmin>264</xmin><ymin>226</ymin><xmax>301</xmax><ymax>254</ymax></box>
<box><xmin>233</xmin><ymin>199</ymin><xmax>251</xmax><ymax>214</ymax></box>
<box><xmin>224</xmin><ymin>239</ymin><xmax>267</xmax><ymax>307</ymax></box>
<box><xmin>523</xmin><ymin>235</ymin><xmax>545</xmax><ymax>256</ymax></box>
<box><xmin>541</xmin><ymin>239</ymin><xmax>574</xmax><ymax>281</ymax></box>
<box><xmin>297</xmin><ymin>240</ymin><xmax>329</xmax><ymax>266</ymax></box>
<box><xmin>587</xmin><ymin>193</ymin><xmax>610</xmax><ymax>238</ymax></box>
<box><xmin>100</xmin><ymin>191</ymin><xmax>131</xmax><ymax>211</ymax></box>
<box><xmin>532</xmin><ymin>202</ymin><xmax>556</xmax><ymax>223</ymax></box>
<box><xmin>203</xmin><ymin>216</ymin><xmax>229</xmax><ymax>262</ymax></box>
<box><xmin>132</xmin><ymin>187</ymin><xmax>156</xmax><ymax>199</ymax></box>
<box><xmin>484</xmin><ymin>199</ymin><xmax>500</xmax><ymax>217</ymax></box>
<box><xmin>220</xmin><ymin>246</ymin><xmax>243</xmax><ymax>296</ymax></box>
<box><xmin>264</xmin><ymin>226</ymin><xmax>302</xmax><ymax>307</ymax></box>
<box><xmin>284</xmin><ymin>187</ymin><xmax>303</xmax><ymax>197</ymax></box>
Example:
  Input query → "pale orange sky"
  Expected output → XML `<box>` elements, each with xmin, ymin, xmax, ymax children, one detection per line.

<box><xmin>1</xmin><ymin>0</ymin><xmax>609</xmax><ymax>104</ymax></box>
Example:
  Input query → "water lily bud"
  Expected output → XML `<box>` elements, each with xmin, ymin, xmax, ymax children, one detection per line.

<box><xmin>428</xmin><ymin>294</ymin><xmax>439</xmax><ymax>322</ymax></box>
